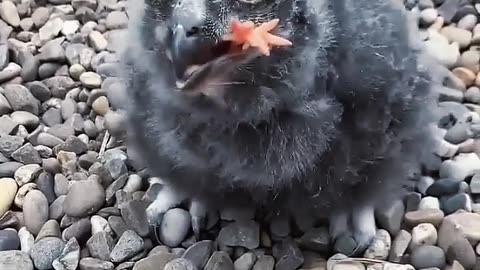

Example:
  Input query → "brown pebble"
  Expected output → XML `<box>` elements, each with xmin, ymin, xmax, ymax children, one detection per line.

<box><xmin>452</xmin><ymin>67</ymin><xmax>476</xmax><ymax>87</ymax></box>
<box><xmin>404</xmin><ymin>209</ymin><xmax>444</xmax><ymax>228</ymax></box>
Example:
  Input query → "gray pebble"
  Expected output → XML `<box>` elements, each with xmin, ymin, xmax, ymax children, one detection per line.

<box><xmin>160</xmin><ymin>208</ymin><xmax>191</xmax><ymax>248</ymax></box>
<box><xmin>110</xmin><ymin>230</ymin><xmax>144</xmax><ymax>263</ymax></box>
<box><xmin>272</xmin><ymin>238</ymin><xmax>304</xmax><ymax>270</ymax></box>
<box><xmin>0</xmin><ymin>229</ymin><xmax>20</xmax><ymax>251</ymax></box>
<box><xmin>79</xmin><ymin>257</ymin><xmax>114</xmax><ymax>270</ymax></box>
<box><xmin>62</xmin><ymin>218</ymin><xmax>91</xmax><ymax>244</ymax></box>
<box><xmin>165</xmin><ymin>258</ymin><xmax>198</xmax><ymax>270</ymax></box>
<box><xmin>64</xmin><ymin>180</ymin><xmax>105</xmax><ymax>218</ymax></box>
<box><xmin>52</xmin><ymin>237</ymin><xmax>81</xmax><ymax>270</ymax></box>
<box><xmin>23</xmin><ymin>190</ymin><xmax>49</xmax><ymax>236</ymax></box>
<box><xmin>217</xmin><ymin>220</ymin><xmax>260</xmax><ymax>249</ymax></box>
<box><xmin>0</xmin><ymin>250</ymin><xmax>34</xmax><ymax>270</ymax></box>
<box><xmin>411</xmin><ymin>245</ymin><xmax>446</xmax><ymax>269</ymax></box>
<box><xmin>0</xmin><ymin>135</ymin><xmax>25</xmax><ymax>158</ymax></box>
<box><xmin>11</xmin><ymin>143</ymin><xmax>42</xmax><ymax>165</ymax></box>
<box><xmin>446</xmin><ymin>237</ymin><xmax>476</xmax><ymax>270</ymax></box>
<box><xmin>3</xmin><ymin>84</ymin><xmax>40</xmax><ymax>116</ymax></box>
<box><xmin>31</xmin><ymin>237</ymin><xmax>65</xmax><ymax>270</ymax></box>
<box><xmin>86</xmin><ymin>231</ymin><xmax>114</xmax><ymax>261</ymax></box>
<box><xmin>182</xmin><ymin>240</ymin><xmax>214</xmax><ymax>270</ymax></box>
<box><xmin>35</xmin><ymin>172</ymin><xmax>56</xmax><ymax>204</ymax></box>
<box><xmin>36</xmin><ymin>220</ymin><xmax>61</xmax><ymax>241</ymax></box>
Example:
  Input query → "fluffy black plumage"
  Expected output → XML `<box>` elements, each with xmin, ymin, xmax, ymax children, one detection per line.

<box><xmin>121</xmin><ymin>0</ymin><xmax>443</xmax><ymax>255</ymax></box>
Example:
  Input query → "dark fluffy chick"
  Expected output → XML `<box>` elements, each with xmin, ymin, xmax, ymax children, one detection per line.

<box><xmin>120</xmin><ymin>0</ymin><xmax>443</xmax><ymax>255</ymax></box>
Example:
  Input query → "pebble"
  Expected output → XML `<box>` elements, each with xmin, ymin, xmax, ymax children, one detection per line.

<box><xmin>32</xmin><ymin>7</ymin><xmax>50</xmax><ymax>28</ymax></box>
<box><xmin>31</xmin><ymin>237</ymin><xmax>66</xmax><ymax>270</ymax></box>
<box><xmin>62</xmin><ymin>218</ymin><xmax>91</xmax><ymax>243</ymax></box>
<box><xmin>419</xmin><ymin>196</ymin><xmax>441</xmax><ymax>210</ymax></box>
<box><xmin>87</xmin><ymin>231</ymin><xmax>114</xmax><ymax>261</ymax></box>
<box><xmin>3</xmin><ymin>84</ymin><xmax>40</xmax><ymax>116</ymax></box>
<box><xmin>0</xmin><ymin>178</ymin><xmax>17</xmax><ymax>218</ymax></box>
<box><xmin>440</xmin><ymin>26</ymin><xmax>472</xmax><ymax>49</ymax></box>
<box><xmin>88</xmin><ymin>31</ymin><xmax>108</xmax><ymax>52</ymax></box>
<box><xmin>39</xmin><ymin>18</ymin><xmax>64</xmax><ymax>43</ymax></box>
<box><xmin>443</xmin><ymin>193</ymin><xmax>472</xmax><ymax>214</ymax></box>
<box><xmin>63</xmin><ymin>180</ymin><xmax>106</xmax><ymax>218</ymax></box>
<box><xmin>363</xmin><ymin>229</ymin><xmax>391</xmax><ymax>260</ymax></box>
<box><xmin>252</xmin><ymin>255</ymin><xmax>274</xmax><ymax>270</ymax></box>
<box><xmin>404</xmin><ymin>209</ymin><xmax>445</xmax><ymax>227</ymax></box>
<box><xmin>234</xmin><ymin>252</ymin><xmax>256</xmax><ymax>270</ymax></box>
<box><xmin>92</xmin><ymin>96</ymin><xmax>110</xmax><ymax>116</ymax></box>
<box><xmin>439</xmin><ymin>153</ymin><xmax>480</xmax><ymax>181</ymax></box>
<box><xmin>165</xmin><ymin>258</ymin><xmax>198</xmax><ymax>270</ymax></box>
<box><xmin>110</xmin><ymin>230</ymin><xmax>144</xmax><ymax>263</ymax></box>
<box><xmin>23</xmin><ymin>190</ymin><xmax>49</xmax><ymax>235</ymax></box>
<box><xmin>52</xmin><ymin>237</ymin><xmax>80</xmax><ymax>270</ymax></box>
<box><xmin>18</xmin><ymin>227</ymin><xmax>34</xmax><ymax>254</ymax></box>
<box><xmin>0</xmin><ymin>229</ymin><xmax>20</xmax><ymax>251</ymax></box>
<box><xmin>133</xmin><ymin>252</ymin><xmax>177</xmax><ymax>270</ymax></box>
<box><xmin>272</xmin><ymin>238</ymin><xmax>304</xmax><ymax>270</ymax></box>
<box><xmin>0</xmin><ymin>1</ymin><xmax>21</xmax><ymax>28</ymax></box>
<box><xmin>79</xmin><ymin>257</ymin><xmax>114</xmax><ymax>270</ymax></box>
<box><xmin>0</xmin><ymin>250</ymin><xmax>34</xmax><ymax>270</ymax></box>
<box><xmin>37</xmin><ymin>220</ymin><xmax>61</xmax><ymax>241</ymax></box>
<box><xmin>80</xmin><ymin>72</ymin><xmax>102</xmax><ymax>88</ymax></box>
<box><xmin>446</xmin><ymin>237</ymin><xmax>476</xmax><ymax>270</ymax></box>
<box><xmin>426</xmin><ymin>178</ymin><xmax>461</xmax><ymax>196</ymax></box>
<box><xmin>0</xmin><ymin>63</ymin><xmax>22</xmax><ymax>83</ymax></box>
<box><xmin>182</xmin><ymin>240</ymin><xmax>214</xmax><ymax>269</ymax></box>
<box><xmin>217</xmin><ymin>220</ymin><xmax>260</xmax><ymax>250</ymax></box>
<box><xmin>388</xmin><ymin>230</ymin><xmax>412</xmax><ymax>263</ymax></box>
<box><xmin>438</xmin><ymin>212</ymin><xmax>480</xmax><ymax>251</ymax></box>
<box><xmin>14</xmin><ymin>164</ymin><xmax>42</xmax><ymax>186</ymax></box>
<box><xmin>160</xmin><ymin>208</ymin><xmax>191</xmax><ymax>247</ymax></box>
<box><xmin>411</xmin><ymin>223</ymin><xmax>438</xmax><ymax>248</ymax></box>
<box><xmin>106</xmin><ymin>11</ymin><xmax>128</xmax><ymax>29</ymax></box>
<box><xmin>61</xmin><ymin>20</ymin><xmax>81</xmax><ymax>37</ymax></box>
<box><xmin>14</xmin><ymin>183</ymin><xmax>37</xmax><ymax>209</ymax></box>
<box><xmin>90</xmin><ymin>215</ymin><xmax>111</xmax><ymax>235</ymax></box>
<box><xmin>410</xmin><ymin>245</ymin><xmax>446</xmax><ymax>269</ymax></box>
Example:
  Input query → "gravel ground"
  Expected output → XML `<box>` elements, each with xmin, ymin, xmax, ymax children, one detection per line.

<box><xmin>1</xmin><ymin>0</ymin><xmax>480</xmax><ymax>269</ymax></box>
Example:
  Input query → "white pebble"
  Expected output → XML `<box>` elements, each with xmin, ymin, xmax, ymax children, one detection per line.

<box><xmin>411</xmin><ymin>223</ymin><xmax>438</xmax><ymax>248</ymax></box>
<box><xmin>419</xmin><ymin>196</ymin><xmax>440</xmax><ymax>210</ymax></box>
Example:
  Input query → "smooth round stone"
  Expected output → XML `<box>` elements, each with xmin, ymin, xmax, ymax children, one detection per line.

<box><xmin>438</xmin><ymin>212</ymin><xmax>480</xmax><ymax>251</ymax></box>
<box><xmin>420</xmin><ymin>8</ymin><xmax>438</xmax><ymax>25</ymax></box>
<box><xmin>63</xmin><ymin>180</ymin><xmax>106</xmax><ymax>218</ymax></box>
<box><xmin>411</xmin><ymin>223</ymin><xmax>438</xmax><ymax>248</ymax></box>
<box><xmin>79</xmin><ymin>257</ymin><xmax>114</xmax><ymax>270</ymax></box>
<box><xmin>0</xmin><ymin>230</ymin><xmax>20</xmax><ymax>251</ymax></box>
<box><xmin>36</xmin><ymin>220</ymin><xmax>61</xmax><ymax>241</ymax></box>
<box><xmin>92</xmin><ymin>96</ymin><xmax>109</xmax><ymax>116</ymax></box>
<box><xmin>439</xmin><ymin>153</ymin><xmax>480</xmax><ymax>181</ymax></box>
<box><xmin>30</xmin><ymin>237</ymin><xmax>65</xmax><ymax>270</ymax></box>
<box><xmin>452</xmin><ymin>67</ymin><xmax>476</xmax><ymax>87</ymax></box>
<box><xmin>419</xmin><ymin>196</ymin><xmax>440</xmax><ymax>210</ymax></box>
<box><xmin>457</xmin><ymin>14</ymin><xmax>477</xmax><ymax>31</ymax></box>
<box><xmin>426</xmin><ymin>178</ymin><xmax>460</xmax><ymax>197</ymax></box>
<box><xmin>79</xmin><ymin>72</ymin><xmax>102</xmax><ymax>88</ymax></box>
<box><xmin>404</xmin><ymin>209</ymin><xmax>445</xmax><ymax>227</ymax></box>
<box><xmin>10</xmin><ymin>111</ymin><xmax>40</xmax><ymax>129</ymax></box>
<box><xmin>160</xmin><ymin>208</ymin><xmax>191</xmax><ymax>247</ymax></box>
<box><xmin>446</xmin><ymin>237</ymin><xmax>476</xmax><ymax>270</ymax></box>
<box><xmin>440</xmin><ymin>26</ymin><xmax>473</xmax><ymax>49</ymax></box>
<box><xmin>23</xmin><ymin>190</ymin><xmax>49</xmax><ymax>236</ymax></box>
<box><xmin>69</xmin><ymin>64</ymin><xmax>85</xmax><ymax>80</ymax></box>
<box><xmin>0</xmin><ymin>178</ymin><xmax>18</xmax><ymax>218</ymax></box>
<box><xmin>410</xmin><ymin>245</ymin><xmax>446</xmax><ymax>269</ymax></box>
<box><xmin>442</xmin><ymin>193</ymin><xmax>472</xmax><ymax>215</ymax></box>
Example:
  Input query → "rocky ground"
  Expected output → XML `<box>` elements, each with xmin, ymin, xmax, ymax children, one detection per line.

<box><xmin>0</xmin><ymin>0</ymin><xmax>480</xmax><ymax>269</ymax></box>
